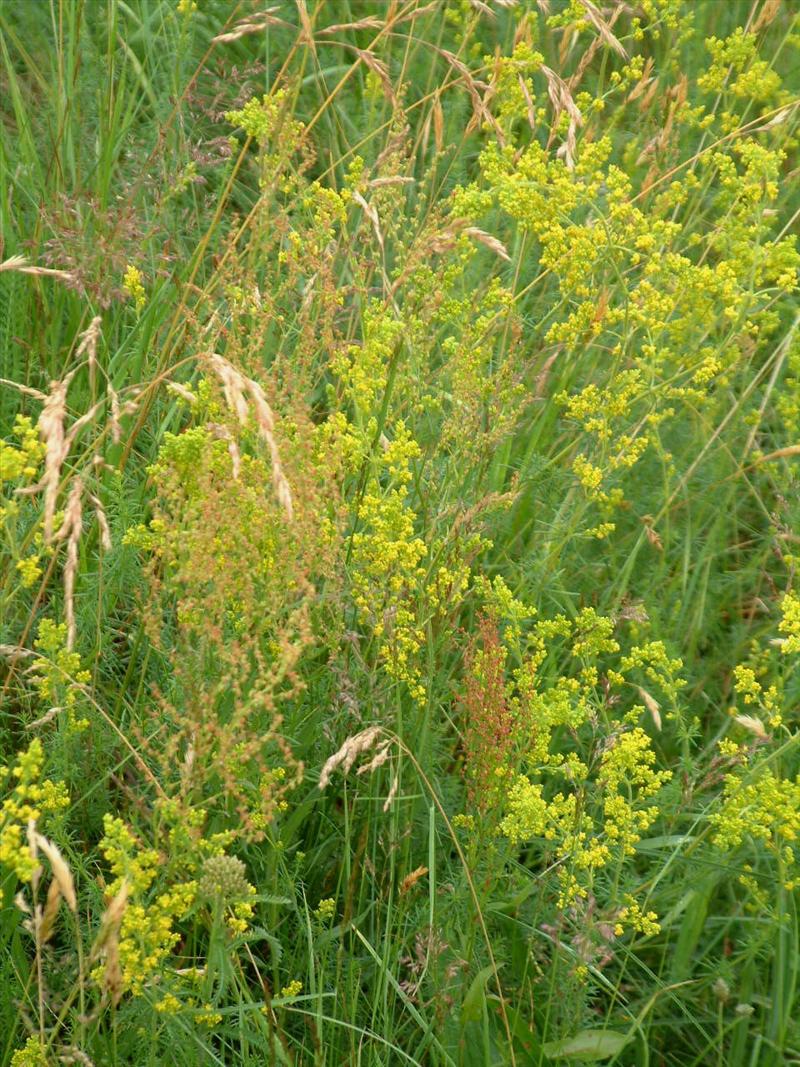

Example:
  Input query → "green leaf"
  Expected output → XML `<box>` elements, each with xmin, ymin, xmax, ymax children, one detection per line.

<box><xmin>244</xmin><ymin>926</ymin><xmax>284</xmax><ymax>961</ymax></box>
<box><xmin>460</xmin><ymin>963</ymin><xmax>497</xmax><ymax>1024</ymax></box>
<box><xmin>670</xmin><ymin>875</ymin><xmax>718</xmax><ymax>981</ymax></box>
<box><xmin>543</xmin><ymin>1029</ymin><xmax>631</xmax><ymax>1061</ymax></box>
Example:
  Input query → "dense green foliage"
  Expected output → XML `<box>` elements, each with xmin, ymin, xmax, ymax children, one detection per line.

<box><xmin>2</xmin><ymin>1</ymin><xmax>800</xmax><ymax>1064</ymax></box>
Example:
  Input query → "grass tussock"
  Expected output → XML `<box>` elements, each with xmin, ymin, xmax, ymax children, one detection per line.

<box><xmin>1</xmin><ymin>1</ymin><xmax>800</xmax><ymax>1064</ymax></box>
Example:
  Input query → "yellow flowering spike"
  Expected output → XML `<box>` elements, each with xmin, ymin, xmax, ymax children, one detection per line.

<box><xmin>123</xmin><ymin>264</ymin><xmax>146</xmax><ymax>310</ymax></box>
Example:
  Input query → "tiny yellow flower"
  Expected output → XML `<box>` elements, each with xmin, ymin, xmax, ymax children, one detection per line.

<box><xmin>123</xmin><ymin>265</ymin><xmax>146</xmax><ymax>311</ymax></box>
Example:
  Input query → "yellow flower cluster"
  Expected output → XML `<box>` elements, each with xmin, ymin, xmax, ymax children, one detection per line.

<box><xmin>500</xmin><ymin>778</ymin><xmax>574</xmax><ymax>848</ymax></box>
<box><xmin>779</xmin><ymin>591</ymin><xmax>800</xmax><ymax>654</ymax></box>
<box><xmin>330</xmin><ymin>306</ymin><xmax>404</xmax><ymax>417</ymax></box>
<box><xmin>113</xmin><ymin>889</ymin><xmax>197</xmax><ymax>996</ymax></box>
<box><xmin>98</xmin><ymin>815</ymin><xmax>197</xmax><ymax>995</ymax></box>
<box><xmin>1</xmin><ymin>417</ymin><xmax>46</xmax><ymax>574</ymax></box>
<box><xmin>615</xmin><ymin>895</ymin><xmax>661</xmax><ymax>938</ymax></box>
<box><xmin>449</xmin><ymin>25</ymin><xmax>799</xmax><ymax>547</ymax></box>
<box><xmin>501</xmin><ymin>725</ymin><xmax>671</xmax><ymax>914</ymax></box>
<box><xmin>155</xmin><ymin>992</ymin><xmax>223</xmax><ymax>1026</ymax></box>
<box><xmin>711</xmin><ymin>595</ymin><xmax>800</xmax><ymax>896</ymax></box>
<box><xmin>196</xmin><ymin>1005</ymin><xmax>223</xmax><ymax>1026</ymax></box>
<box><xmin>226</xmin><ymin>91</ymin><xmax>302</xmax><ymax>148</ymax></box>
<box><xmin>1</xmin><ymin>414</ymin><xmax>45</xmax><ymax>484</ymax></box>
<box><xmin>598</xmin><ymin>728</ymin><xmax>671</xmax><ymax>856</ymax></box>
<box><xmin>314</xmin><ymin>897</ymin><xmax>336</xmax><ymax>922</ymax></box>
<box><xmin>226</xmin><ymin>897</ymin><xmax>255</xmax><ymax>936</ymax></box>
<box><xmin>698</xmin><ymin>28</ymin><xmax>784</xmax><ymax>105</ymax></box>
<box><xmin>349</xmin><ymin>423</ymin><xmax>428</xmax><ymax>702</ymax></box>
<box><xmin>711</xmin><ymin>770</ymin><xmax>800</xmax><ymax>891</ymax></box>
<box><xmin>31</xmin><ymin>618</ymin><xmax>91</xmax><ymax>732</ymax></box>
<box><xmin>0</xmin><ymin>738</ymin><xmax>69</xmax><ymax>881</ymax></box>
<box><xmin>122</xmin><ymin>264</ymin><xmax>146</xmax><ymax>310</ymax></box>
<box><xmin>10</xmin><ymin>1038</ymin><xmax>48</xmax><ymax>1067</ymax></box>
<box><xmin>484</xmin><ymin>591</ymin><xmax>674</xmax><ymax>926</ymax></box>
<box><xmin>732</xmin><ymin>664</ymin><xmax>780</xmax><ymax>730</ymax></box>
<box><xmin>96</xmin><ymin>810</ymin><xmax>258</xmax><ymax>997</ymax></box>
<box><xmin>615</xmin><ymin>640</ymin><xmax>686</xmax><ymax>711</ymax></box>
<box><xmin>16</xmin><ymin>555</ymin><xmax>43</xmax><ymax>588</ymax></box>
<box><xmin>155</xmin><ymin>992</ymin><xmax>183</xmax><ymax>1014</ymax></box>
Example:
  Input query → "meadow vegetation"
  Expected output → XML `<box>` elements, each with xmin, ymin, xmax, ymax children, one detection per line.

<box><xmin>1</xmin><ymin>0</ymin><xmax>800</xmax><ymax>1063</ymax></box>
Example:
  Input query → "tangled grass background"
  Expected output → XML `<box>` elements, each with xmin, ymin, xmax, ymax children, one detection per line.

<box><xmin>1</xmin><ymin>1</ymin><xmax>800</xmax><ymax>1064</ymax></box>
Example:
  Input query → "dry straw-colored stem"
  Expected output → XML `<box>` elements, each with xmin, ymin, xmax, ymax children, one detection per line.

<box><xmin>55</xmin><ymin>477</ymin><xmax>84</xmax><ymax>651</ymax></box>
<box><xmin>578</xmin><ymin>0</ymin><xmax>628</xmax><ymax>58</ymax></box>
<box><xmin>318</xmin><ymin>727</ymin><xmax>383</xmax><ymax>789</ymax></box>
<box><xmin>37</xmin><ymin>375</ymin><xmax>74</xmax><ymax>542</ymax></box>
<box><xmin>208</xmin><ymin>354</ymin><xmax>294</xmax><ymax>519</ymax></box>
<box><xmin>74</xmin><ymin>316</ymin><xmax>102</xmax><ymax>369</ymax></box>
<box><xmin>90</xmin><ymin>880</ymin><xmax>130</xmax><ymax>1006</ymax></box>
<box><xmin>89</xmin><ymin>494</ymin><xmax>112</xmax><ymax>552</ymax></box>
<box><xmin>0</xmin><ymin>254</ymin><xmax>74</xmax><ymax>282</ymax></box>
<box><xmin>211</xmin><ymin>6</ymin><xmax>288</xmax><ymax>42</ymax></box>
<box><xmin>34</xmin><ymin>832</ymin><xmax>77</xmax><ymax>912</ymax></box>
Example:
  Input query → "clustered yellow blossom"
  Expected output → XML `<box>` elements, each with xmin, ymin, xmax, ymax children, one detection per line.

<box><xmin>615</xmin><ymin>895</ymin><xmax>661</xmax><ymax>938</ymax></box>
<box><xmin>778</xmin><ymin>591</ymin><xmax>800</xmax><ymax>654</ymax></box>
<box><xmin>95</xmin><ymin>811</ymin><xmax>258</xmax><ymax>998</ymax></box>
<box><xmin>330</xmin><ymin>306</ymin><xmax>403</xmax><ymax>417</ymax></box>
<box><xmin>31</xmin><ymin>618</ymin><xmax>91</xmax><ymax>732</ymax></box>
<box><xmin>1</xmin><ymin>414</ymin><xmax>45</xmax><ymax>484</ymax></box>
<box><xmin>155</xmin><ymin>992</ymin><xmax>223</xmax><ymax>1027</ymax></box>
<box><xmin>2</xmin><ymin>416</ymin><xmax>46</xmax><ymax>568</ymax></box>
<box><xmin>732</xmin><ymin>664</ymin><xmax>780</xmax><ymax>730</ymax></box>
<box><xmin>97</xmin><ymin>815</ymin><xmax>197</xmax><ymax>995</ymax></box>
<box><xmin>349</xmin><ymin>422</ymin><xmax>428</xmax><ymax>702</ymax></box>
<box><xmin>196</xmin><ymin>1005</ymin><xmax>223</xmax><ymax>1026</ymax></box>
<box><xmin>483</xmin><ymin>591</ymin><xmax>675</xmax><ymax>928</ymax></box>
<box><xmin>0</xmin><ymin>739</ymin><xmax>69</xmax><ymax>881</ymax></box>
<box><xmin>613</xmin><ymin>640</ymin><xmax>687</xmax><ymax>716</ymax></box>
<box><xmin>155</xmin><ymin>992</ymin><xmax>182</xmax><ymax>1014</ymax></box>
<box><xmin>709</xmin><ymin>593</ymin><xmax>800</xmax><ymax>896</ymax></box>
<box><xmin>711</xmin><ymin>771</ymin><xmax>800</xmax><ymax>891</ymax></box>
<box><xmin>10</xmin><ymin>1038</ymin><xmax>48</xmax><ymax>1067</ymax></box>
<box><xmin>448</xmin><ymin>25</ymin><xmax>798</xmax><ymax>544</ymax></box>
<box><xmin>225</xmin><ymin>91</ymin><xmax>304</xmax><ymax>152</ymax></box>
<box><xmin>501</xmin><ymin>725</ymin><xmax>670</xmax><ymax>917</ymax></box>
<box><xmin>698</xmin><ymin>28</ymin><xmax>784</xmax><ymax>104</ymax></box>
<box><xmin>314</xmin><ymin>897</ymin><xmax>336</xmax><ymax>922</ymax></box>
<box><xmin>16</xmin><ymin>554</ymin><xmax>43</xmax><ymax>588</ymax></box>
<box><xmin>122</xmin><ymin>264</ymin><xmax>146</xmax><ymax>310</ymax></box>
<box><xmin>598</xmin><ymin>728</ymin><xmax>671</xmax><ymax>856</ymax></box>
